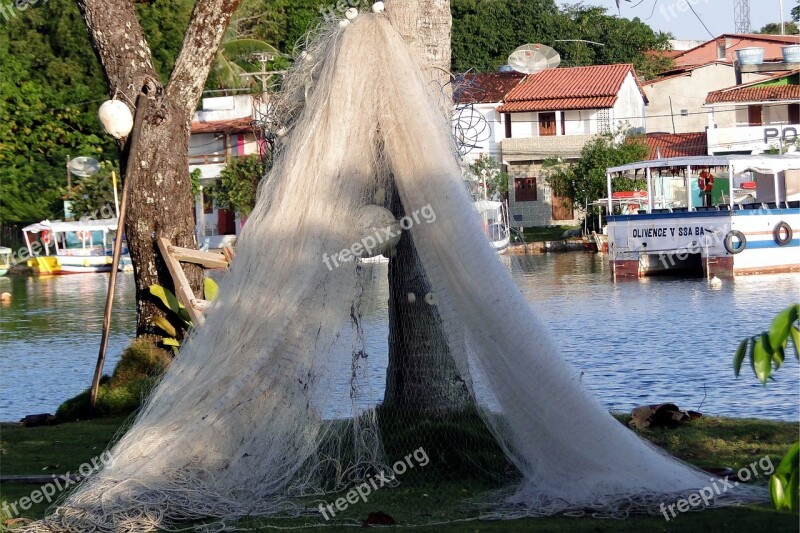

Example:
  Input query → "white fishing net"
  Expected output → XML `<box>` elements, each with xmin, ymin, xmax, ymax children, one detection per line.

<box><xmin>25</xmin><ymin>13</ymin><xmax>764</xmax><ymax>532</ymax></box>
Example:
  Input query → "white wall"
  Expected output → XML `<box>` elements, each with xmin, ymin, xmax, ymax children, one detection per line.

<box><xmin>612</xmin><ymin>72</ymin><xmax>647</xmax><ymax>133</ymax></box>
<box><xmin>194</xmin><ymin>95</ymin><xmax>253</xmax><ymax>122</ymax></box>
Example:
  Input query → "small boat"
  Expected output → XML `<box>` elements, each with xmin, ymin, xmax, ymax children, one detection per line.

<box><xmin>21</xmin><ymin>219</ymin><xmax>133</xmax><ymax>275</ymax></box>
<box><xmin>475</xmin><ymin>200</ymin><xmax>510</xmax><ymax>252</ymax></box>
<box><xmin>0</xmin><ymin>247</ymin><xmax>11</xmax><ymax>276</ymax></box>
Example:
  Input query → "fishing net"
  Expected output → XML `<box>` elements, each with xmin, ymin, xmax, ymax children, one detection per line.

<box><xmin>25</xmin><ymin>12</ymin><xmax>764</xmax><ymax>533</ymax></box>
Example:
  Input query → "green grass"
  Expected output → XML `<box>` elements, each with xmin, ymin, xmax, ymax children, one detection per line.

<box><xmin>520</xmin><ymin>226</ymin><xmax>580</xmax><ymax>243</ymax></box>
<box><xmin>0</xmin><ymin>415</ymin><xmax>797</xmax><ymax>531</ymax></box>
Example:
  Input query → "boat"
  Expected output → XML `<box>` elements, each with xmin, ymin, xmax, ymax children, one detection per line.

<box><xmin>475</xmin><ymin>200</ymin><xmax>511</xmax><ymax>252</ymax></box>
<box><xmin>0</xmin><ymin>247</ymin><xmax>11</xmax><ymax>276</ymax></box>
<box><xmin>21</xmin><ymin>219</ymin><xmax>133</xmax><ymax>275</ymax></box>
<box><xmin>602</xmin><ymin>155</ymin><xmax>800</xmax><ymax>278</ymax></box>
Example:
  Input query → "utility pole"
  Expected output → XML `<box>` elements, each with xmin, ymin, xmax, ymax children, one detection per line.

<box><xmin>238</xmin><ymin>53</ymin><xmax>286</xmax><ymax>97</ymax></box>
<box><xmin>734</xmin><ymin>0</ymin><xmax>751</xmax><ymax>34</ymax></box>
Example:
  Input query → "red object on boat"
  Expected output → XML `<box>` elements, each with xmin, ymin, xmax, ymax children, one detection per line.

<box><xmin>740</xmin><ymin>181</ymin><xmax>756</xmax><ymax>190</ymax></box>
<box><xmin>612</xmin><ymin>191</ymin><xmax>647</xmax><ymax>199</ymax></box>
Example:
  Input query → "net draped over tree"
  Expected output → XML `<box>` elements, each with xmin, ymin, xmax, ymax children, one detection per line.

<box><xmin>25</xmin><ymin>12</ymin><xmax>762</xmax><ymax>533</ymax></box>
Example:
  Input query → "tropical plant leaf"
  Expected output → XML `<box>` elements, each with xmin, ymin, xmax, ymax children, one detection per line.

<box><xmin>204</xmin><ymin>277</ymin><xmax>219</xmax><ymax>302</ymax></box>
<box><xmin>149</xmin><ymin>285</ymin><xmax>182</xmax><ymax>315</ymax></box>
<box><xmin>791</xmin><ymin>324</ymin><xmax>800</xmax><ymax>360</ymax></box>
<box><xmin>787</xmin><ymin>466</ymin><xmax>799</xmax><ymax>512</ymax></box>
<box><xmin>776</xmin><ymin>442</ymin><xmax>800</xmax><ymax>475</ymax></box>
<box><xmin>771</xmin><ymin>474</ymin><xmax>788</xmax><ymax>510</ymax></box>
<box><xmin>152</xmin><ymin>316</ymin><xmax>177</xmax><ymax>338</ymax></box>
<box><xmin>752</xmin><ymin>333</ymin><xmax>772</xmax><ymax>385</ymax></box>
<box><xmin>733</xmin><ymin>337</ymin><xmax>749</xmax><ymax>376</ymax></box>
<box><xmin>162</xmin><ymin>338</ymin><xmax>181</xmax><ymax>347</ymax></box>
<box><xmin>219</xmin><ymin>38</ymin><xmax>284</xmax><ymax>61</ymax></box>
<box><xmin>768</xmin><ymin>304</ymin><xmax>796</xmax><ymax>352</ymax></box>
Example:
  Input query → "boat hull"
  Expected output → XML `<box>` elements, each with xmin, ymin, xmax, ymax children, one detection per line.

<box><xmin>26</xmin><ymin>254</ymin><xmax>131</xmax><ymax>275</ymax></box>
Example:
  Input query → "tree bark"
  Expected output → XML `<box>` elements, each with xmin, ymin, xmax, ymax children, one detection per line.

<box><xmin>78</xmin><ymin>0</ymin><xmax>243</xmax><ymax>335</ymax></box>
<box><xmin>383</xmin><ymin>0</ymin><xmax>470</xmax><ymax>415</ymax></box>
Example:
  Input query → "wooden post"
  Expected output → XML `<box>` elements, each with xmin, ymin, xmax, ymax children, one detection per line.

<box><xmin>157</xmin><ymin>237</ymin><xmax>206</xmax><ymax>326</ymax></box>
<box><xmin>90</xmin><ymin>93</ymin><xmax>149</xmax><ymax>414</ymax></box>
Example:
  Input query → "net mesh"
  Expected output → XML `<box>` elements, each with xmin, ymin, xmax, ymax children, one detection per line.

<box><xmin>24</xmin><ymin>13</ymin><xmax>764</xmax><ymax>532</ymax></box>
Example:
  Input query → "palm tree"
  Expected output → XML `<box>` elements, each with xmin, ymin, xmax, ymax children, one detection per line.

<box><xmin>207</xmin><ymin>33</ymin><xmax>289</xmax><ymax>92</ymax></box>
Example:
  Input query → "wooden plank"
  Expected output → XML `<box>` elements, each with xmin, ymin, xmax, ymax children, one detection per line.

<box><xmin>157</xmin><ymin>237</ymin><xmax>205</xmax><ymax>326</ymax></box>
<box><xmin>191</xmin><ymin>299</ymin><xmax>212</xmax><ymax>312</ymax></box>
<box><xmin>168</xmin><ymin>246</ymin><xmax>228</xmax><ymax>269</ymax></box>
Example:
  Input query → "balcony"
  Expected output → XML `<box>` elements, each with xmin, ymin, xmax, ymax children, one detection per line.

<box><xmin>708</xmin><ymin>124</ymin><xmax>800</xmax><ymax>155</ymax></box>
<box><xmin>501</xmin><ymin>134</ymin><xmax>598</xmax><ymax>162</ymax></box>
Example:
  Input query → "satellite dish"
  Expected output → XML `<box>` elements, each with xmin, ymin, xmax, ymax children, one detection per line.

<box><xmin>68</xmin><ymin>157</ymin><xmax>100</xmax><ymax>177</ymax></box>
<box><xmin>507</xmin><ymin>44</ymin><xmax>561</xmax><ymax>74</ymax></box>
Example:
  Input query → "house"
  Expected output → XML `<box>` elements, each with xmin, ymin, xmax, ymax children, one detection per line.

<box><xmin>452</xmin><ymin>71</ymin><xmax>524</xmax><ymax>163</ymax></box>
<box><xmin>645</xmin><ymin>132</ymin><xmax>708</xmax><ymax>159</ymax></box>
<box><xmin>641</xmin><ymin>61</ymin><xmax>769</xmax><ymax>134</ymax></box>
<box><xmin>670</xmin><ymin>34</ymin><xmax>800</xmax><ymax>68</ymax></box>
<box><xmin>496</xmin><ymin>64</ymin><xmax>647</xmax><ymax>228</ymax></box>
<box><xmin>189</xmin><ymin>95</ymin><xmax>260</xmax><ymax>247</ymax></box>
<box><xmin>704</xmin><ymin>70</ymin><xmax>800</xmax><ymax>155</ymax></box>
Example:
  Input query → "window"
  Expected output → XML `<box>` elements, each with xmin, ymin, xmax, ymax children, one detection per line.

<box><xmin>789</xmin><ymin>104</ymin><xmax>799</xmax><ymax>125</ymax></box>
<box><xmin>515</xmin><ymin>177</ymin><xmax>538</xmax><ymax>202</ymax></box>
<box><xmin>203</xmin><ymin>189</ymin><xmax>214</xmax><ymax>214</ymax></box>
<box><xmin>717</xmin><ymin>43</ymin><xmax>726</xmax><ymax>60</ymax></box>
<box><xmin>597</xmin><ymin>109</ymin><xmax>611</xmax><ymax>134</ymax></box>
<box><xmin>504</xmin><ymin>113</ymin><xmax>512</xmax><ymax>139</ymax></box>
<box><xmin>680</xmin><ymin>109</ymin><xmax>689</xmax><ymax>117</ymax></box>
<box><xmin>539</xmin><ymin>112</ymin><xmax>556</xmax><ymax>136</ymax></box>
<box><xmin>748</xmin><ymin>105</ymin><xmax>763</xmax><ymax>126</ymax></box>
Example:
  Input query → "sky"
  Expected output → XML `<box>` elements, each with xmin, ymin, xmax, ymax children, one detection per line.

<box><xmin>571</xmin><ymin>0</ymin><xmax>797</xmax><ymax>40</ymax></box>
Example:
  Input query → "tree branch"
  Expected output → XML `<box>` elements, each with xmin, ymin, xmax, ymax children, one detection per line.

<box><xmin>167</xmin><ymin>0</ymin><xmax>245</xmax><ymax>120</ymax></box>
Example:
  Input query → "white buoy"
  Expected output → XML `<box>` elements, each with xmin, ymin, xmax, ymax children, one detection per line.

<box><xmin>424</xmin><ymin>292</ymin><xmax>436</xmax><ymax>306</ymax></box>
<box><xmin>339</xmin><ymin>19</ymin><xmax>350</xmax><ymax>28</ymax></box>
<box><xmin>345</xmin><ymin>7</ymin><xmax>359</xmax><ymax>20</ymax></box>
<box><xmin>709</xmin><ymin>276</ymin><xmax>722</xmax><ymax>289</ymax></box>
<box><xmin>407</xmin><ymin>292</ymin><xmax>416</xmax><ymax>304</ymax></box>
<box><xmin>372</xmin><ymin>1</ymin><xmax>385</xmax><ymax>13</ymax></box>
<box><xmin>98</xmin><ymin>100</ymin><xmax>133</xmax><ymax>139</ymax></box>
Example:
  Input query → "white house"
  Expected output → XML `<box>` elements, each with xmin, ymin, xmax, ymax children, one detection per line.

<box><xmin>189</xmin><ymin>95</ymin><xmax>261</xmax><ymax>247</ymax></box>
<box><xmin>496</xmin><ymin>64</ymin><xmax>648</xmax><ymax>227</ymax></box>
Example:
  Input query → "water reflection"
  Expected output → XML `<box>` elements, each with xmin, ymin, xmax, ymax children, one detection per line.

<box><xmin>1</xmin><ymin>254</ymin><xmax>798</xmax><ymax>422</ymax></box>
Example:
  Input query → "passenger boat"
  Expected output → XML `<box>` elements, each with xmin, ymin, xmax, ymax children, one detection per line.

<box><xmin>0</xmin><ymin>247</ymin><xmax>11</xmax><ymax>276</ymax></box>
<box><xmin>475</xmin><ymin>200</ymin><xmax>511</xmax><ymax>252</ymax></box>
<box><xmin>603</xmin><ymin>155</ymin><xmax>800</xmax><ymax>278</ymax></box>
<box><xmin>21</xmin><ymin>219</ymin><xmax>133</xmax><ymax>275</ymax></box>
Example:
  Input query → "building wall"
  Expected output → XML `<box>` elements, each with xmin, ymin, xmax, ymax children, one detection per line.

<box><xmin>612</xmin><ymin>72</ymin><xmax>647</xmax><ymax>132</ymax></box>
<box><xmin>675</xmin><ymin>37</ymin><xmax>798</xmax><ymax>67</ymax></box>
<box><xmin>643</xmin><ymin>64</ymin><xmax>766</xmax><ymax>134</ymax></box>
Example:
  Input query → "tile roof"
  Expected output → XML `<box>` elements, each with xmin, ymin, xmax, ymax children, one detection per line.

<box><xmin>191</xmin><ymin>117</ymin><xmax>253</xmax><ymax>134</ymax></box>
<box><xmin>705</xmin><ymin>85</ymin><xmax>800</xmax><ymax>104</ymax></box>
<box><xmin>645</xmin><ymin>132</ymin><xmax>708</xmax><ymax>160</ymax></box>
<box><xmin>453</xmin><ymin>72</ymin><xmax>525</xmax><ymax>104</ymax></box>
<box><xmin>497</xmin><ymin>64</ymin><xmax>641</xmax><ymax>113</ymax></box>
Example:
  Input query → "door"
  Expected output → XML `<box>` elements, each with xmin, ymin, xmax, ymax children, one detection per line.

<box><xmin>217</xmin><ymin>208</ymin><xmax>236</xmax><ymax>235</ymax></box>
<box><xmin>539</xmin><ymin>112</ymin><xmax>556</xmax><ymax>136</ymax></box>
<box><xmin>748</xmin><ymin>105</ymin><xmax>763</xmax><ymax>126</ymax></box>
<box><xmin>552</xmin><ymin>194</ymin><xmax>574</xmax><ymax>221</ymax></box>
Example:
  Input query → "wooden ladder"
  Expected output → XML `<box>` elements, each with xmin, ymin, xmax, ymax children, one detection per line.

<box><xmin>156</xmin><ymin>237</ymin><xmax>234</xmax><ymax>326</ymax></box>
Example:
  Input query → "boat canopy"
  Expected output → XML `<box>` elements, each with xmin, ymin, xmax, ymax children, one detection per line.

<box><xmin>22</xmin><ymin>219</ymin><xmax>120</xmax><ymax>234</ymax></box>
<box><xmin>474</xmin><ymin>200</ymin><xmax>504</xmax><ymax>213</ymax></box>
<box><xmin>607</xmin><ymin>154</ymin><xmax>800</xmax><ymax>175</ymax></box>
<box><xmin>0</xmin><ymin>246</ymin><xmax>11</xmax><ymax>255</ymax></box>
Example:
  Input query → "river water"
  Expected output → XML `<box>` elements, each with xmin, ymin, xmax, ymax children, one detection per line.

<box><xmin>1</xmin><ymin>253</ymin><xmax>798</xmax><ymax>422</ymax></box>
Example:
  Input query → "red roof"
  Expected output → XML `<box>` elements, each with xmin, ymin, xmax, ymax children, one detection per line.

<box><xmin>706</xmin><ymin>85</ymin><xmax>800</xmax><ymax>104</ymax></box>
<box><xmin>191</xmin><ymin>117</ymin><xmax>252</xmax><ymax>134</ymax></box>
<box><xmin>498</xmin><ymin>64</ymin><xmax>642</xmax><ymax>113</ymax></box>
<box><xmin>704</xmin><ymin>70</ymin><xmax>800</xmax><ymax>104</ymax></box>
<box><xmin>646</xmin><ymin>132</ymin><xmax>708</xmax><ymax>160</ymax></box>
<box><xmin>673</xmin><ymin>34</ymin><xmax>800</xmax><ymax>67</ymax></box>
<box><xmin>454</xmin><ymin>72</ymin><xmax>525</xmax><ymax>104</ymax></box>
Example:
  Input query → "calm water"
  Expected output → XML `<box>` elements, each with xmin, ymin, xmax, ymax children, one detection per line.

<box><xmin>1</xmin><ymin>254</ymin><xmax>798</xmax><ymax>421</ymax></box>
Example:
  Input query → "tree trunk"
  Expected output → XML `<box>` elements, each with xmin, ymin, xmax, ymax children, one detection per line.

<box><xmin>78</xmin><ymin>0</ymin><xmax>243</xmax><ymax>335</ymax></box>
<box><xmin>383</xmin><ymin>0</ymin><xmax>470</xmax><ymax>415</ymax></box>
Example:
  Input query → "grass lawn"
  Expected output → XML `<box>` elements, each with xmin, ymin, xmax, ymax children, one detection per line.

<box><xmin>519</xmin><ymin>225</ymin><xmax>580</xmax><ymax>242</ymax></box>
<box><xmin>0</xmin><ymin>414</ymin><xmax>797</xmax><ymax>531</ymax></box>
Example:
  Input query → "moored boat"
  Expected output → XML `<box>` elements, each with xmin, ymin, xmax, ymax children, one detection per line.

<box><xmin>0</xmin><ymin>247</ymin><xmax>11</xmax><ymax>276</ymax></box>
<box><xmin>21</xmin><ymin>219</ymin><xmax>133</xmax><ymax>275</ymax></box>
<box><xmin>475</xmin><ymin>200</ymin><xmax>511</xmax><ymax>252</ymax></box>
<box><xmin>603</xmin><ymin>155</ymin><xmax>800</xmax><ymax>278</ymax></box>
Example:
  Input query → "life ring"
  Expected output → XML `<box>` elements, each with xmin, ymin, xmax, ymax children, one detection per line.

<box><xmin>40</xmin><ymin>230</ymin><xmax>52</xmax><ymax>246</ymax></box>
<box><xmin>773</xmin><ymin>221</ymin><xmax>793</xmax><ymax>246</ymax></box>
<box><xmin>76</xmin><ymin>230</ymin><xmax>90</xmax><ymax>241</ymax></box>
<box><xmin>724</xmin><ymin>230</ymin><xmax>746</xmax><ymax>254</ymax></box>
<box><xmin>698</xmin><ymin>171</ymin><xmax>714</xmax><ymax>193</ymax></box>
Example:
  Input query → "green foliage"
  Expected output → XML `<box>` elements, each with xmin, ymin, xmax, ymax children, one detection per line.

<box><xmin>542</xmin><ymin>129</ymin><xmax>648</xmax><ymax>213</ymax></box>
<box><xmin>64</xmin><ymin>162</ymin><xmax>120</xmax><ymax>219</ymax></box>
<box><xmin>758</xmin><ymin>21</ymin><xmax>800</xmax><ymax>35</ymax></box>
<box><xmin>464</xmin><ymin>154</ymin><xmax>508</xmax><ymax>200</ymax></box>
<box><xmin>450</xmin><ymin>0</ymin><xmax>673</xmax><ymax>78</ymax></box>
<box><xmin>211</xmin><ymin>154</ymin><xmax>266</xmax><ymax>216</ymax></box>
<box><xmin>794</xmin><ymin>0</ymin><xmax>800</xmax><ymax>23</ymax></box>
<box><xmin>733</xmin><ymin>304</ymin><xmax>800</xmax><ymax>513</ymax></box>
<box><xmin>55</xmin><ymin>338</ymin><xmax>171</xmax><ymax>422</ymax></box>
<box><xmin>149</xmin><ymin>278</ymin><xmax>219</xmax><ymax>352</ymax></box>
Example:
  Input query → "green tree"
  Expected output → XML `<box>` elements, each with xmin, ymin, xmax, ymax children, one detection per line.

<box><xmin>464</xmin><ymin>154</ymin><xmax>509</xmax><ymax>200</ymax></box>
<box><xmin>543</xmin><ymin>130</ymin><xmax>648</xmax><ymax>219</ymax></box>
<box><xmin>211</xmin><ymin>154</ymin><xmax>266</xmax><ymax>216</ymax></box>
<box><xmin>65</xmin><ymin>163</ymin><xmax>121</xmax><ymax>219</ymax></box>
<box><xmin>792</xmin><ymin>0</ymin><xmax>799</xmax><ymax>23</ymax></box>
<box><xmin>757</xmin><ymin>21</ymin><xmax>800</xmax><ymax>35</ymax></box>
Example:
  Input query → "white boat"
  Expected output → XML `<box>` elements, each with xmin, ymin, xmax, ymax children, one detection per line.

<box><xmin>0</xmin><ymin>247</ymin><xmax>11</xmax><ymax>276</ymax></box>
<box><xmin>475</xmin><ymin>200</ymin><xmax>510</xmax><ymax>252</ymax></box>
<box><xmin>21</xmin><ymin>219</ymin><xmax>133</xmax><ymax>275</ymax></box>
<box><xmin>603</xmin><ymin>155</ymin><xmax>800</xmax><ymax>278</ymax></box>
